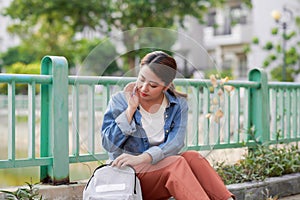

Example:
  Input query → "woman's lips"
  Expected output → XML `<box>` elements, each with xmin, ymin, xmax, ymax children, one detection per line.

<box><xmin>140</xmin><ymin>92</ymin><xmax>148</xmax><ymax>97</ymax></box>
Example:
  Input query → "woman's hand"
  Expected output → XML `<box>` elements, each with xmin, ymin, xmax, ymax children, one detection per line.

<box><xmin>124</xmin><ymin>82</ymin><xmax>139</xmax><ymax>109</ymax></box>
<box><xmin>124</xmin><ymin>82</ymin><xmax>139</xmax><ymax>122</ymax></box>
<box><xmin>111</xmin><ymin>153</ymin><xmax>152</xmax><ymax>168</ymax></box>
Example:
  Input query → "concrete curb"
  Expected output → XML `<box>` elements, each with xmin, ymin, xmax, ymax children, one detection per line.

<box><xmin>1</xmin><ymin>173</ymin><xmax>300</xmax><ymax>199</ymax></box>
<box><xmin>227</xmin><ymin>173</ymin><xmax>300</xmax><ymax>200</ymax></box>
<box><xmin>0</xmin><ymin>180</ymin><xmax>87</xmax><ymax>200</ymax></box>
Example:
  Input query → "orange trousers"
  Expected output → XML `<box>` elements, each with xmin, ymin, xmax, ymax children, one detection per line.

<box><xmin>135</xmin><ymin>150</ymin><xmax>234</xmax><ymax>200</ymax></box>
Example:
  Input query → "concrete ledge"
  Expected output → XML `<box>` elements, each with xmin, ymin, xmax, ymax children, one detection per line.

<box><xmin>227</xmin><ymin>173</ymin><xmax>300</xmax><ymax>200</ymax></box>
<box><xmin>1</xmin><ymin>173</ymin><xmax>300</xmax><ymax>199</ymax></box>
<box><xmin>0</xmin><ymin>180</ymin><xmax>87</xmax><ymax>200</ymax></box>
<box><xmin>39</xmin><ymin>181</ymin><xmax>86</xmax><ymax>200</ymax></box>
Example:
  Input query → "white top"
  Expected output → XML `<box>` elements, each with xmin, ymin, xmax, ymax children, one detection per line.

<box><xmin>140</xmin><ymin>95</ymin><xmax>168</xmax><ymax>145</ymax></box>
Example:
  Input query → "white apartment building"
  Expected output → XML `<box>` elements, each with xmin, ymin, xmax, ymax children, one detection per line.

<box><xmin>174</xmin><ymin>0</ymin><xmax>300</xmax><ymax>80</ymax></box>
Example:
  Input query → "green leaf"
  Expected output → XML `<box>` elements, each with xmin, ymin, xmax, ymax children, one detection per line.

<box><xmin>263</xmin><ymin>60</ymin><xmax>270</xmax><ymax>67</ymax></box>
<box><xmin>285</xmin><ymin>31</ymin><xmax>296</xmax><ymax>40</ymax></box>
<box><xmin>252</xmin><ymin>37</ymin><xmax>259</xmax><ymax>44</ymax></box>
<box><xmin>263</xmin><ymin>41</ymin><xmax>274</xmax><ymax>50</ymax></box>
<box><xmin>269</xmin><ymin>54</ymin><xmax>277</xmax><ymax>61</ymax></box>
<box><xmin>271</xmin><ymin>27</ymin><xmax>278</xmax><ymax>35</ymax></box>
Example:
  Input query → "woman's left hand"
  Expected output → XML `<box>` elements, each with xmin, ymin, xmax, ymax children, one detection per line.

<box><xmin>111</xmin><ymin>153</ymin><xmax>152</xmax><ymax>168</ymax></box>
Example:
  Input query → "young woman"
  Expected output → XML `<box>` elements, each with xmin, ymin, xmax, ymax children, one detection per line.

<box><xmin>101</xmin><ymin>51</ymin><xmax>235</xmax><ymax>200</ymax></box>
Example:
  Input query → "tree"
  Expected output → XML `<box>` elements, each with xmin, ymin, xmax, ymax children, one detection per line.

<box><xmin>79</xmin><ymin>38</ymin><xmax>121</xmax><ymax>76</ymax></box>
<box><xmin>2</xmin><ymin>0</ymin><xmax>111</xmax><ymax>68</ymax></box>
<box><xmin>78</xmin><ymin>0</ymin><xmax>225</xmax><ymax>75</ymax></box>
<box><xmin>250</xmin><ymin>16</ymin><xmax>300</xmax><ymax>81</ymax></box>
<box><xmin>3</xmin><ymin>0</ymin><xmax>251</xmax><ymax>74</ymax></box>
<box><xmin>0</xmin><ymin>45</ymin><xmax>37</xmax><ymax>68</ymax></box>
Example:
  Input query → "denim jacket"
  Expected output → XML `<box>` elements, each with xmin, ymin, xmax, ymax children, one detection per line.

<box><xmin>101</xmin><ymin>90</ymin><xmax>188</xmax><ymax>164</ymax></box>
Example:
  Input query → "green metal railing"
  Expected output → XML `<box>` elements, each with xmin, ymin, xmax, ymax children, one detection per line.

<box><xmin>0</xmin><ymin>56</ymin><xmax>299</xmax><ymax>185</ymax></box>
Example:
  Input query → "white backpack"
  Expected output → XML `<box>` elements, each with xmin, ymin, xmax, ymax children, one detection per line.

<box><xmin>83</xmin><ymin>164</ymin><xmax>143</xmax><ymax>200</ymax></box>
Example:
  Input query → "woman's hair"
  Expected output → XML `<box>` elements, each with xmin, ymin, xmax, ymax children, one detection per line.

<box><xmin>140</xmin><ymin>51</ymin><xmax>187</xmax><ymax>98</ymax></box>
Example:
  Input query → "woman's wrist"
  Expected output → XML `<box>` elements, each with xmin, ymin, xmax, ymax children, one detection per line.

<box><xmin>139</xmin><ymin>153</ymin><xmax>152</xmax><ymax>164</ymax></box>
<box><xmin>125</xmin><ymin>107</ymin><xmax>136</xmax><ymax>122</ymax></box>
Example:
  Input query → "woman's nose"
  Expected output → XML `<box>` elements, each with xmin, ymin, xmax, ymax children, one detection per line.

<box><xmin>140</xmin><ymin>82</ymin><xmax>148</xmax><ymax>91</ymax></box>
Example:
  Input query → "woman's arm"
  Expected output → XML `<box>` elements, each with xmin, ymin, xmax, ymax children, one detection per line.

<box><xmin>101</xmin><ymin>82</ymin><xmax>139</xmax><ymax>153</ymax></box>
<box><xmin>101</xmin><ymin>92</ymin><xmax>136</xmax><ymax>152</ymax></box>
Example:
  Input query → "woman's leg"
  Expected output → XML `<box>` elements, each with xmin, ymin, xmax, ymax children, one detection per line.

<box><xmin>135</xmin><ymin>155</ymin><xmax>210</xmax><ymax>200</ymax></box>
<box><xmin>181</xmin><ymin>150</ymin><xmax>235</xmax><ymax>200</ymax></box>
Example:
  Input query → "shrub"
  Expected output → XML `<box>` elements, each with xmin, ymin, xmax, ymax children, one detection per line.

<box><xmin>0</xmin><ymin>181</ymin><xmax>43</xmax><ymax>200</ymax></box>
<box><xmin>0</xmin><ymin>62</ymin><xmax>40</xmax><ymax>94</ymax></box>
<box><xmin>214</xmin><ymin>143</ymin><xmax>300</xmax><ymax>185</ymax></box>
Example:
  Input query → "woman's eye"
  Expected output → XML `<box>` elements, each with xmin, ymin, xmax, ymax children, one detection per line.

<box><xmin>150</xmin><ymin>84</ymin><xmax>158</xmax><ymax>88</ymax></box>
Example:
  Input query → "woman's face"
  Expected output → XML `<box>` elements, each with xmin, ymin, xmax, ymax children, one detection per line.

<box><xmin>136</xmin><ymin>65</ymin><xmax>167</xmax><ymax>101</ymax></box>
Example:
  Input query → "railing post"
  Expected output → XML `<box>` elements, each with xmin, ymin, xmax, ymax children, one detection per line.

<box><xmin>248</xmin><ymin>68</ymin><xmax>270</xmax><ymax>144</ymax></box>
<box><xmin>40</xmin><ymin>56</ymin><xmax>69</xmax><ymax>185</ymax></box>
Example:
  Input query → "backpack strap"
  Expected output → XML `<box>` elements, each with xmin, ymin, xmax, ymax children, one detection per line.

<box><xmin>84</xmin><ymin>164</ymin><xmax>109</xmax><ymax>190</ymax></box>
<box><xmin>127</xmin><ymin>164</ymin><xmax>138</xmax><ymax>195</ymax></box>
<box><xmin>84</xmin><ymin>163</ymin><xmax>139</xmax><ymax>195</ymax></box>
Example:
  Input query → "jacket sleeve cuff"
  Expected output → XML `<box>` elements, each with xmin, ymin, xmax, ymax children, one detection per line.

<box><xmin>115</xmin><ymin>111</ymin><xmax>136</xmax><ymax>136</ymax></box>
<box><xmin>145</xmin><ymin>146</ymin><xmax>164</xmax><ymax>164</ymax></box>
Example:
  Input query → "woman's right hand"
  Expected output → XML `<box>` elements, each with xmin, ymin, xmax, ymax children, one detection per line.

<box><xmin>124</xmin><ymin>82</ymin><xmax>139</xmax><ymax>122</ymax></box>
<box><xmin>124</xmin><ymin>82</ymin><xmax>139</xmax><ymax>110</ymax></box>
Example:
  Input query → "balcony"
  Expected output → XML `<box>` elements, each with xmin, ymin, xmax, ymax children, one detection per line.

<box><xmin>203</xmin><ymin>24</ymin><xmax>252</xmax><ymax>49</ymax></box>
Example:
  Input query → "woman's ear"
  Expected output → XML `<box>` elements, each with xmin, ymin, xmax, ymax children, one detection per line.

<box><xmin>163</xmin><ymin>83</ymin><xmax>171</xmax><ymax>92</ymax></box>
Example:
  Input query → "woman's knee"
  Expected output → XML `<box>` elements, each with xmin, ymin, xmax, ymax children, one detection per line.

<box><xmin>181</xmin><ymin>150</ymin><xmax>204</xmax><ymax>161</ymax></box>
<box><xmin>161</xmin><ymin>156</ymin><xmax>189</xmax><ymax>174</ymax></box>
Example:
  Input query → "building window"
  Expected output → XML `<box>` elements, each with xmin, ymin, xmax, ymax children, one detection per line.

<box><xmin>230</xmin><ymin>5</ymin><xmax>248</xmax><ymax>25</ymax></box>
<box><xmin>207</xmin><ymin>3</ymin><xmax>250</xmax><ymax>36</ymax></box>
<box><xmin>207</xmin><ymin>11</ymin><xmax>216</xmax><ymax>27</ymax></box>
<box><xmin>238</xmin><ymin>54</ymin><xmax>247</xmax><ymax>78</ymax></box>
